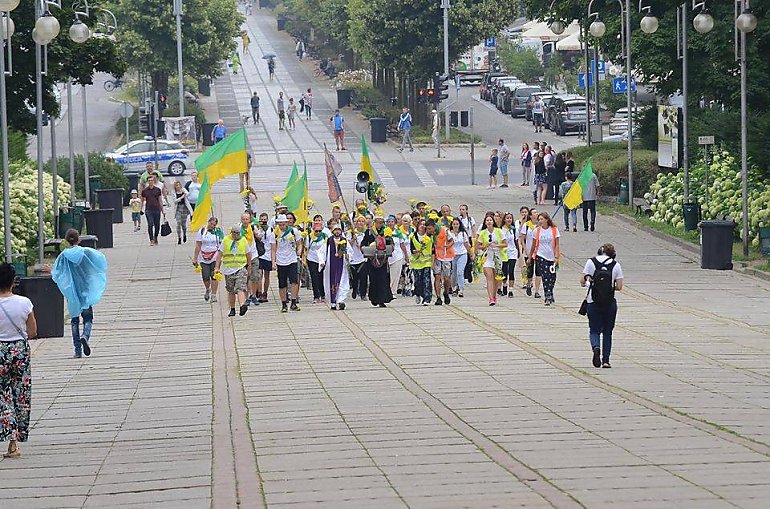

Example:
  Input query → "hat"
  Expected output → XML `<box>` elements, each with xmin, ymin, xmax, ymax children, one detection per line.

<box><xmin>373</xmin><ymin>213</ymin><xmax>385</xmax><ymax>221</ymax></box>
<box><xmin>401</xmin><ymin>214</ymin><xmax>412</xmax><ymax>222</ymax></box>
<box><xmin>130</xmin><ymin>189</ymin><xmax>138</xmax><ymax>194</ymax></box>
<box><xmin>275</xmin><ymin>214</ymin><xmax>289</xmax><ymax>223</ymax></box>
<box><xmin>386</xmin><ymin>214</ymin><xmax>397</xmax><ymax>222</ymax></box>
<box><xmin>230</xmin><ymin>225</ymin><xmax>241</xmax><ymax>233</ymax></box>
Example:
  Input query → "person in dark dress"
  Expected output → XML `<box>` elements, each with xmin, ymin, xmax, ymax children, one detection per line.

<box><xmin>362</xmin><ymin>215</ymin><xmax>393</xmax><ymax>308</ymax></box>
<box><xmin>551</xmin><ymin>153</ymin><xmax>567</xmax><ymax>205</ymax></box>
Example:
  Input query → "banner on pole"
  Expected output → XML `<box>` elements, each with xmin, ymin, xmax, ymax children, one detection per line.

<box><xmin>163</xmin><ymin>116</ymin><xmax>197</xmax><ymax>148</ymax></box>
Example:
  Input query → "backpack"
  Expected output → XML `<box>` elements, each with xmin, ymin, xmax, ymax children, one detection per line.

<box><xmin>590</xmin><ymin>257</ymin><xmax>617</xmax><ymax>305</ymax></box>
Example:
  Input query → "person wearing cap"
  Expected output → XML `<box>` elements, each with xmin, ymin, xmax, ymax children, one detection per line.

<box><xmin>269</xmin><ymin>202</ymin><xmax>289</xmax><ymax>228</ymax></box>
<box><xmin>323</xmin><ymin>224</ymin><xmax>350</xmax><ymax>310</ymax></box>
<box><xmin>215</xmin><ymin>225</ymin><xmax>252</xmax><ymax>317</ymax></box>
<box><xmin>255</xmin><ymin>212</ymin><xmax>274</xmax><ymax>302</ymax></box>
<box><xmin>129</xmin><ymin>189</ymin><xmax>142</xmax><ymax>232</ymax></box>
<box><xmin>362</xmin><ymin>214</ymin><xmax>393</xmax><ymax>308</ymax></box>
<box><xmin>271</xmin><ymin>214</ymin><xmax>302</xmax><ymax>312</ymax></box>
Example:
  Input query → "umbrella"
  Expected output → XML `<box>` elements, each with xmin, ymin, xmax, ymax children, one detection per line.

<box><xmin>262</xmin><ymin>52</ymin><xmax>277</xmax><ymax>59</ymax></box>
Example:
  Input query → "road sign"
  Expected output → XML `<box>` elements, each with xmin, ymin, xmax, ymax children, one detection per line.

<box><xmin>612</xmin><ymin>77</ymin><xmax>637</xmax><ymax>94</ymax></box>
<box><xmin>119</xmin><ymin>102</ymin><xmax>135</xmax><ymax>118</ymax></box>
<box><xmin>578</xmin><ymin>72</ymin><xmax>593</xmax><ymax>88</ymax></box>
<box><xmin>591</xmin><ymin>59</ymin><xmax>606</xmax><ymax>75</ymax></box>
<box><xmin>484</xmin><ymin>36</ymin><xmax>496</xmax><ymax>49</ymax></box>
<box><xmin>698</xmin><ymin>135</ymin><xmax>715</xmax><ymax>145</ymax></box>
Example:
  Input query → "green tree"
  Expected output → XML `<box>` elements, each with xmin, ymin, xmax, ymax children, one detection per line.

<box><xmin>498</xmin><ymin>39</ymin><xmax>544</xmax><ymax>84</ymax></box>
<box><xmin>5</xmin><ymin>2</ymin><xmax>126</xmax><ymax>135</ymax></box>
<box><xmin>114</xmin><ymin>0</ymin><xmax>242</xmax><ymax>93</ymax></box>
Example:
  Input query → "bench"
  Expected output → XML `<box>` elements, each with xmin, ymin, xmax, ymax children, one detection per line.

<box><xmin>634</xmin><ymin>197</ymin><xmax>653</xmax><ymax>217</ymax></box>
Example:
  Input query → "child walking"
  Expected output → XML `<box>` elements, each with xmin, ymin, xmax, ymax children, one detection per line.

<box><xmin>129</xmin><ymin>189</ymin><xmax>142</xmax><ymax>231</ymax></box>
<box><xmin>488</xmin><ymin>148</ymin><xmax>499</xmax><ymax>189</ymax></box>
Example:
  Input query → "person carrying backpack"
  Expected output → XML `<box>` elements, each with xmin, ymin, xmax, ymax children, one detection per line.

<box><xmin>580</xmin><ymin>243</ymin><xmax>624</xmax><ymax>368</ymax></box>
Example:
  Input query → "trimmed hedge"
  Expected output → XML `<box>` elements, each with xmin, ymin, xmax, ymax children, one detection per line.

<box><xmin>560</xmin><ymin>142</ymin><xmax>659</xmax><ymax>197</ymax></box>
<box><xmin>49</xmin><ymin>153</ymin><xmax>129</xmax><ymax>201</ymax></box>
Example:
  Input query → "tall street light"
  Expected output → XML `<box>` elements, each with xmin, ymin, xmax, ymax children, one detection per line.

<box><xmin>736</xmin><ymin>0</ymin><xmax>756</xmax><ymax>256</ymax></box>
<box><xmin>588</xmin><ymin>0</ymin><xmax>634</xmax><ymax>206</ymax></box>
<box><xmin>0</xmin><ymin>0</ymin><xmax>20</xmax><ymax>263</ymax></box>
<box><xmin>174</xmin><ymin>0</ymin><xmax>184</xmax><ymax>117</ymax></box>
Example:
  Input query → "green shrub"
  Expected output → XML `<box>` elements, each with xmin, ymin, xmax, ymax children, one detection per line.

<box><xmin>561</xmin><ymin>142</ymin><xmax>659</xmax><ymax>197</ymax></box>
<box><xmin>49</xmin><ymin>153</ymin><xmax>129</xmax><ymax>201</ymax></box>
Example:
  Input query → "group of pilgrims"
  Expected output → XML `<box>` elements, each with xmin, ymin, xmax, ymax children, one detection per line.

<box><xmin>191</xmin><ymin>196</ymin><xmax>565</xmax><ymax>316</ymax></box>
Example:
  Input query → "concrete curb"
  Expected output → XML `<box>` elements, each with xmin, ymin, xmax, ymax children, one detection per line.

<box><xmin>611</xmin><ymin>212</ymin><xmax>699</xmax><ymax>255</ymax></box>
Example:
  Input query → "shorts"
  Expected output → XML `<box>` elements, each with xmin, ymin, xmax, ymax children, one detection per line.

<box><xmin>432</xmin><ymin>259</ymin><xmax>452</xmax><ymax>277</ymax></box>
<box><xmin>201</xmin><ymin>261</ymin><xmax>216</xmax><ymax>282</ymax></box>
<box><xmin>249</xmin><ymin>258</ymin><xmax>261</xmax><ymax>282</ymax></box>
<box><xmin>279</xmin><ymin>111</ymin><xmax>285</xmax><ymax>120</ymax></box>
<box><xmin>131</xmin><ymin>212</ymin><xmax>141</xmax><ymax>221</ymax></box>
<box><xmin>489</xmin><ymin>167</ymin><xmax>498</xmax><ymax>177</ymax></box>
<box><xmin>225</xmin><ymin>268</ymin><xmax>248</xmax><ymax>294</ymax></box>
<box><xmin>534</xmin><ymin>113</ymin><xmax>543</xmax><ymax>123</ymax></box>
<box><xmin>258</xmin><ymin>258</ymin><xmax>272</xmax><ymax>272</ymax></box>
<box><xmin>277</xmin><ymin>262</ymin><xmax>299</xmax><ymax>289</ymax></box>
<box><xmin>334</xmin><ymin>129</ymin><xmax>344</xmax><ymax>140</ymax></box>
<box><xmin>526</xmin><ymin>258</ymin><xmax>541</xmax><ymax>279</ymax></box>
<box><xmin>499</xmin><ymin>160</ymin><xmax>509</xmax><ymax>177</ymax></box>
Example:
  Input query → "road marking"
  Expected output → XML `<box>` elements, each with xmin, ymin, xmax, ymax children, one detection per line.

<box><xmin>410</xmin><ymin>162</ymin><xmax>439</xmax><ymax>187</ymax></box>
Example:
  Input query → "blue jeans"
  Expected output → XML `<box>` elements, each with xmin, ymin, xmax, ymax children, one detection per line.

<box><xmin>451</xmin><ymin>254</ymin><xmax>467</xmax><ymax>291</ymax></box>
<box><xmin>588</xmin><ymin>301</ymin><xmax>618</xmax><ymax>363</ymax></box>
<box><xmin>562</xmin><ymin>205</ymin><xmax>577</xmax><ymax>228</ymax></box>
<box><xmin>71</xmin><ymin>307</ymin><xmax>94</xmax><ymax>354</ymax></box>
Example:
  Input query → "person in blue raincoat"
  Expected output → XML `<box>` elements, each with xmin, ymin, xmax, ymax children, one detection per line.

<box><xmin>51</xmin><ymin>229</ymin><xmax>108</xmax><ymax>359</ymax></box>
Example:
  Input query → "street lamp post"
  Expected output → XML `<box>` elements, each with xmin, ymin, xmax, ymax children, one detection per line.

<box><xmin>736</xmin><ymin>0</ymin><xmax>757</xmax><ymax>256</ymax></box>
<box><xmin>174</xmin><ymin>0</ymin><xmax>184</xmax><ymax>117</ymax></box>
<box><xmin>0</xmin><ymin>0</ymin><xmax>19</xmax><ymax>263</ymax></box>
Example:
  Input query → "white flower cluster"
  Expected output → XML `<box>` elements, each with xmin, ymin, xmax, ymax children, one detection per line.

<box><xmin>334</xmin><ymin>69</ymin><xmax>373</xmax><ymax>89</ymax></box>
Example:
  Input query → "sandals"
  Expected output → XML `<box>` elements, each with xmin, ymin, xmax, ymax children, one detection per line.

<box><xmin>3</xmin><ymin>443</ymin><xmax>20</xmax><ymax>458</ymax></box>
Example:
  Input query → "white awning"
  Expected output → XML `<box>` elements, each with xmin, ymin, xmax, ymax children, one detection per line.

<box><xmin>556</xmin><ymin>31</ymin><xmax>583</xmax><ymax>51</ymax></box>
<box><xmin>520</xmin><ymin>20</ymin><xmax>581</xmax><ymax>42</ymax></box>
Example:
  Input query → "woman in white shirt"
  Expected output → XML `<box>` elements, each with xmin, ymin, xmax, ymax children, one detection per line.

<box><xmin>305</xmin><ymin>215</ymin><xmax>331</xmax><ymax>304</ymax></box>
<box><xmin>0</xmin><ymin>263</ymin><xmax>37</xmax><ymax>458</ymax></box>
<box><xmin>193</xmin><ymin>216</ymin><xmax>224</xmax><ymax>303</ymax></box>
<box><xmin>527</xmin><ymin>212</ymin><xmax>560</xmax><ymax>306</ymax></box>
<box><xmin>501</xmin><ymin>212</ymin><xmax>519</xmax><ymax>298</ymax></box>
<box><xmin>386</xmin><ymin>215</ymin><xmax>410</xmax><ymax>296</ymax></box>
<box><xmin>449</xmin><ymin>218</ymin><xmax>471</xmax><ymax>297</ymax></box>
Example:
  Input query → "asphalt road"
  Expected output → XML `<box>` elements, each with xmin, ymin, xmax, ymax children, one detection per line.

<box><xmin>27</xmin><ymin>72</ymin><xmax>124</xmax><ymax>162</ymax></box>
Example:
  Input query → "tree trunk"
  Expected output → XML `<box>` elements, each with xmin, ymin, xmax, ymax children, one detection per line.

<box><xmin>151</xmin><ymin>72</ymin><xmax>169</xmax><ymax>96</ymax></box>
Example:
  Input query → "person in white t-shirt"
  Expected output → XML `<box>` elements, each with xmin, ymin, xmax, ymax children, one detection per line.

<box><xmin>581</xmin><ymin>243</ymin><xmax>624</xmax><ymax>368</ymax></box>
<box><xmin>271</xmin><ymin>214</ymin><xmax>302</xmax><ymax>312</ymax></box>
<box><xmin>0</xmin><ymin>262</ymin><xmax>37</xmax><ymax>459</ymax></box>
<box><xmin>527</xmin><ymin>211</ymin><xmax>560</xmax><ymax>306</ymax></box>
<box><xmin>501</xmin><ymin>212</ymin><xmax>519</xmax><ymax>298</ymax></box>
<box><xmin>254</xmin><ymin>212</ymin><xmax>275</xmax><ymax>303</ymax></box>
<box><xmin>386</xmin><ymin>215</ymin><xmax>410</xmax><ymax>296</ymax></box>
<box><xmin>193</xmin><ymin>216</ymin><xmax>224</xmax><ymax>303</ymax></box>
<box><xmin>305</xmin><ymin>215</ymin><xmax>332</xmax><ymax>304</ymax></box>
<box><xmin>448</xmin><ymin>218</ymin><xmax>471</xmax><ymax>297</ymax></box>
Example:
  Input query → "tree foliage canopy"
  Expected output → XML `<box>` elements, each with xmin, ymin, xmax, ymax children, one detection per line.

<box><xmin>497</xmin><ymin>40</ymin><xmax>544</xmax><ymax>84</ymax></box>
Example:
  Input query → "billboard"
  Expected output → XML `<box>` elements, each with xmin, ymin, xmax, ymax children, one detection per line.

<box><xmin>658</xmin><ymin>105</ymin><xmax>680</xmax><ymax>168</ymax></box>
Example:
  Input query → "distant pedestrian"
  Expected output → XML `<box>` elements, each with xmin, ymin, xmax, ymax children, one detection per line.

<box><xmin>139</xmin><ymin>161</ymin><xmax>165</xmax><ymax>197</ymax></box>
<box><xmin>277</xmin><ymin>92</ymin><xmax>286</xmax><ymax>130</ymax></box>
<box><xmin>217</xmin><ymin>225</ymin><xmax>252</xmax><ymax>317</ymax></box>
<box><xmin>498</xmin><ymin>139</ymin><xmax>510</xmax><ymax>188</ymax></box>
<box><xmin>129</xmin><ymin>189</ymin><xmax>142</xmax><ymax>231</ymax></box>
<box><xmin>241</xmin><ymin>31</ymin><xmax>250</xmax><ymax>53</ymax></box>
<box><xmin>301</xmin><ymin>88</ymin><xmax>313</xmax><ymax>119</ymax></box>
<box><xmin>582</xmin><ymin>170</ymin><xmax>600</xmax><ymax>231</ymax></box>
<box><xmin>52</xmin><ymin>228</ymin><xmax>107</xmax><ymax>359</ymax></box>
<box><xmin>296</xmin><ymin>39</ymin><xmax>305</xmax><ymax>60</ymax></box>
<box><xmin>212</xmin><ymin>119</ymin><xmax>227</xmax><ymax>144</ymax></box>
<box><xmin>141</xmin><ymin>175</ymin><xmax>164</xmax><ymax>246</ymax></box>
<box><xmin>533</xmin><ymin>95</ymin><xmax>545</xmax><ymax>132</ymax></box>
<box><xmin>581</xmin><ymin>243</ymin><xmax>624</xmax><ymax>368</ymax></box>
<box><xmin>184</xmin><ymin>171</ymin><xmax>201</xmax><ymax>210</ymax></box>
<box><xmin>287</xmin><ymin>97</ymin><xmax>297</xmax><ymax>129</ymax></box>
<box><xmin>533</xmin><ymin>154</ymin><xmax>547</xmax><ymax>205</ymax></box>
<box><xmin>231</xmin><ymin>50</ymin><xmax>240</xmax><ymax>74</ymax></box>
<box><xmin>551</xmin><ymin>152</ymin><xmax>567</xmax><ymax>205</ymax></box>
<box><xmin>330</xmin><ymin>110</ymin><xmax>345</xmax><ymax>150</ymax></box>
<box><xmin>250</xmin><ymin>92</ymin><xmax>260</xmax><ymax>123</ymax></box>
<box><xmin>0</xmin><ymin>262</ymin><xmax>37</xmax><ymax>459</ymax></box>
<box><xmin>520</xmin><ymin>143</ymin><xmax>532</xmax><ymax>186</ymax></box>
<box><xmin>267</xmin><ymin>57</ymin><xmax>275</xmax><ymax>80</ymax></box>
<box><xmin>488</xmin><ymin>148</ymin><xmax>498</xmax><ymax>189</ymax></box>
<box><xmin>172</xmin><ymin>181</ymin><xmax>192</xmax><ymax>244</ymax></box>
<box><xmin>397</xmin><ymin>107</ymin><xmax>414</xmax><ymax>153</ymax></box>
<box><xmin>560</xmin><ymin>173</ymin><xmax>578</xmax><ymax>232</ymax></box>
<box><xmin>193</xmin><ymin>216</ymin><xmax>223</xmax><ymax>303</ymax></box>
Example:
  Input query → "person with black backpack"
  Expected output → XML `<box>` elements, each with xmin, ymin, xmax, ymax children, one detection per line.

<box><xmin>580</xmin><ymin>243</ymin><xmax>624</xmax><ymax>368</ymax></box>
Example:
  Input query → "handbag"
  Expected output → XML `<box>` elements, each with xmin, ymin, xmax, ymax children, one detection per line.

<box><xmin>578</xmin><ymin>284</ymin><xmax>591</xmax><ymax>316</ymax></box>
<box><xmin>160</xmin><ymin>212</ymin><xmax>172</xmax><ymax>237</ymax></box>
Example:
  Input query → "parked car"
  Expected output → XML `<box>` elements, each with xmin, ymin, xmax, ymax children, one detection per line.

<box><xmin>550</xmin><ymin>97</ymin><xmax>589</xmax><ymax>136</ymax></box>
<box><xmin>488</xmin><ymin>76</ymin><xmax>520</xmax><ymax>104</ymax></box>
<box><xmin>525</xmin><ymin>92</ymin><xmax>556</xmax><ymax>122</ymax></box>
<box><xmin>105</xmin><ymin>138</ymin><xmax>190</xmax><ymax>176</ymax></box>
<box><xmin>608</xmin><ymin>106</ymin><xmax>643</xmax><ymax>135</ymax></box>
<box><xmin>496</xmin><ymin>82</ymin><xmax>525</xmax><ymax>113</ymax></box>
<box><xmin>479</xmin><ymin>71</ymin><xmax>507</xmax><ymax>101</ymax></box>
<box><xmin>544</xmin><ymin>94</ymin><xmax>580</xmax><ymax>131</ymax></box>
<box><xmin>510</xmin><ymin>86</ymin><xmax>542</xmax><ymax>117</ymax></box>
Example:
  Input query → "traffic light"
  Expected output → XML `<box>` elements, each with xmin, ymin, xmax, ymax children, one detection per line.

<box><xmin>356</xmin><ymin>169</ymin><xmax>370</xmax><ymax>194</ymax></box>
<box><xmin>158</xmin><ymin>94</ymin><xmax>167</xmax><ymax>114</ymax></box>
<box><xmin>433</xmin><ymin>73</ymin><xmax>449</xmax><ymax>102</ymax></box>
<box><xmin>426</xmin><ymin>88</ymin><xmax>436</xmax><ymax>102</ymax></box>
<box><xmin>417</xmin><ymin>88</ymin><xmax>427</xmax><ymax>103</ymax></box>
<box><xmin>139</xmin><ymin>106</ymin><xmax>149</xmax><ymax>134</ymax></box>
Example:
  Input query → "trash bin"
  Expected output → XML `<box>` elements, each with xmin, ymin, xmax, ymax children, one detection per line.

<box><xmin>124</xmin><ymin>174</ymin><xmax>140</xmax><ymax>205</ymax></box>
<box><xmin>11</xmin><ymin>253</ymin><xmax>26</xmax><ymax>278</ymax></box>
<box><xmin>337</xmin><ymin>89</ymin><xmax>352</xmax><ymax>108</ymax></box>
<box><xmin>96</xmin><ymin>188</ymin><xmax>125</xmax><ymax>224</ymax></box>
<box><xmin>198</xmin><ymin>78</ymin><xmax>211</xmax><ymax>96</ymax></box>
<box><xmin>79</xmin><ymin>234</ymin><xmax>98</xmax><ymax>249</ymax></box>
<box><xmin>699</xmin><ymin>220</ymin><xmax>735</xmax><ymax>270</ymax></box>
<box><xmin>15</xmin><ymin>275</ymin><xmax>64</xmax><ymax>338</ymax></box>
<box><xmin>759</xmin><ymin>227</ymin><xmax>770</xmax><ymax>256</ymax></box>
<box><xmin>89</xmin><ymin>175</ymin><xmax>101</xmax><ymax>207</ymax></box>
<box><xmin>618</xmin><ymin>178</ymin><xmax>629</xmax><ymax>205</ymax></box>
<box><xmin>202</xmin><ymin>122</ymin><xmax>216</xmax><ymax>147</ymax></box>
<box><xmin>370</xmin><ymin>118</ymin><xmax>387</xmax><ymax>143</ymax></box>
<box><xmin>276</xmin><ymin>17</ymin><xmax>286</xmax><ymax>31</ymax></box>
<box><xmin>84</xmin><ymin>209</ymin><xmax>114</xmax><ymax>249</ymax></box>
<box><xmin>683</xmin><ymin>202</ymin><xmax>701</xmax><ymax>232</ymax></box>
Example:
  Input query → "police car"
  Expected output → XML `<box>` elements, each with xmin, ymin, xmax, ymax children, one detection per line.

<box><xmin>105</xmin><ymin>138</ymin><xmax>190</xmax><ymax>176</ymax></box>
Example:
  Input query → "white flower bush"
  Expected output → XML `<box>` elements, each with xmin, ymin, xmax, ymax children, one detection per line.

<box><xmin>334</xmin><ymin>69</ymin><xmax>373</xmax><ymax>89</ymax></box>
<box><xmin>0</xmin><ymin>160</ymin><xmax>71</xmax><ymax>258</ymax></box>
<box><xmin>646</xmin><ymin>150</ymin><xmax>769</xmax><ymax>248</ymax></box>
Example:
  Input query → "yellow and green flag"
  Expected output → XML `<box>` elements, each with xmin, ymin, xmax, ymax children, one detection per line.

<box><xmin>563</xmin><ymin>159</ymin><xmax>594</xmax><ymax>211</ymax></box>
<box><xmin>189</xmin><ymin>127</ymin><xmax>249</xmax><ymax>231</ymax></box>
<box><xmin>282</xmin><ymin>162</ymin><xmax>309</xmax><ymax>224</ymax></box>
<box><xmin>360</xmin><ymin>134</ymin><xmax>373</xmax><ymax>182</ymax></box>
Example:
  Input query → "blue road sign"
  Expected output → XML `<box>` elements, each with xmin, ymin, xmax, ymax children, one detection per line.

<box><xmin>612</xmin><ymin>76</ymin><xmax>637</xmax><ymax>94</ymax></box>
<box><xmin>591</xmin><ymin>59</ymin><xmax>606</xmax><ymax>75</ymax></box>
<box><xmin>578</xmin><ymin>72</ymin><xmax>594</xmax><ymax>88</ymax></box>
<box><xmin>484</xmin><ymin>37</ymin><xmax>496</xmax><ymax>49</ymax></box>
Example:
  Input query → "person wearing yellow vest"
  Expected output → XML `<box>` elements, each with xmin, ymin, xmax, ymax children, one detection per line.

<box><xmin>475</xmin><ymin>215</ymin><xmax>508</xmax><ymax>306</ymax></box>
<box><xmin>528</xmin><ymin>212</ymin><xmax>561</xmax><ymax>306</ymax></box>
<box><xmin>426</xmin><ymin>219</ymin><xmax>454</xmax><ymax>305</ymax></box>
<box><xmin>215</xmin><ymin>225</ymin><xmax>252</xmax><ymax>317</ymax></box>
<box><xmin>409</xmin><ymin>219</ymin><xmax>434</xmax><ymax>306</ymax></box>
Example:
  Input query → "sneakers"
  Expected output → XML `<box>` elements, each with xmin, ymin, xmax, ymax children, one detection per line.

<box><xmin>458</xmin><ymin>291</ymin><xmax>463</xmax><ymax>298</ymax></box>
<box><xmin>602</xmin><ymin>362</ymin><xmax>611</xmax><ymax>368</ymax></box>
<box><xmin>592</xmin><ymin>348</ymin><xmax>601</xmax><ymax>368</ymax></box>
<box><xmin>239</xmin><ymin>304</ymin><xmax>249</xmax><ymax>316</ymax></box>
<box><xmin>281</xmin><ymin>302</ymin><xmax>288</xmax><ymax>313</ymax></box>
<box><xmin>290</xmin><ymin>302</ymin><xmax>300</xmax><ymax>311</ymax></box>
<box><xmin>211</xmin><ymin>295</ymin><xmax>218</xmax><ymax>303</ymax></box>
<box><xmin>508</xmin><ymin>291</ymin><xmax>513</xmax><ymax>298</ymax></box>
<box><xmin>338</xmin><ymin>302</ymin><xmax>346</xmax><ymax>311</ymax></box>
<box><xmin>590</xmin><ymin>225</ymin><xmax>595</xmax><ymax>232</ymax></box>
<box><xmin>81</xmin><ymin>337</ymin><xmax>91</xmax><ymax>357</ymax></box>
<box><xmin>526</xmin><ymin>286</ymin><xmax>532</xmax><ymax>297</ymax></box>
<box><xmin>500</xmin><ymin>184</ymin><xmax>509</xmax><ymax>188</ymax></box>
<box><xmin>573</xmin><ymin>226</ymin><xmax>577</xmax><ymax>232</ymax></box>
<box><xmin>204</xmin><ymin>289</ymin><xmax>210</xmax><ymax>302</ymax></box>
<box><xmin>73</xmin><ymin>352</ymin><xmax>82</xmax><ymax>359</ymax></box>
<box><xmin>564</xmin><ymin>226</ymin><xmax>569</xmax><ymax>232</ymax></box>
<box><xmin>422</xmin><ymin>299</ymin><xmax>430</xmax><ymax>306</ymax></box>
<box><xmin>435</xmin><ymin>298</ymin><xmax>443</xmax><ymax>306</ymax></box>
<box><xmin>443</xmin><ymin>292</ymin><xmax>451</xmax><ymax>305</ymax></box>
<box><xmin>415</xmin><ymin>294</ymin><xmax>421</xmax><ymax>305</ymax></box>
<box><xmin>534</xmin><ymin>292</ymin><xmax>541</xmax><ymax>299</ymax></box>
<box><xmin>228</xmin><ymin>308</ymin><xmax>236</xmax><ymax>317</ymax></box>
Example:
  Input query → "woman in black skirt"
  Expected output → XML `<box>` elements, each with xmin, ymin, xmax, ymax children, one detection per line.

<box><xmin>362</xmin><ymin>215</ymin><xmax>394</xmax><ymax>308</ymax></box>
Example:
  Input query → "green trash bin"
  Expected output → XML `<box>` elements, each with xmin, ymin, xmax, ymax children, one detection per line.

<box><xmin>89</xmin><ymin>175</ymin><xmax>101</xmax><ymax>206</ymax></box>
<box><xmin>11</xmin><ymin>254</ymin><xmax>27</xmax><ymax>278</ymax></box>
<box><xmin>760</xmin><ymin>227</ymin><xmax>770</xmax><ymax>256</ymax></box>
<box><xmin>683</xmin><ymin>203</ymin><xmax>701</xmax><ymax>231</ymax></box>
<box><xmin>618</xmin><ymin>178</ymin><xmax>629</xmax><ymax>205</ymax></box>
